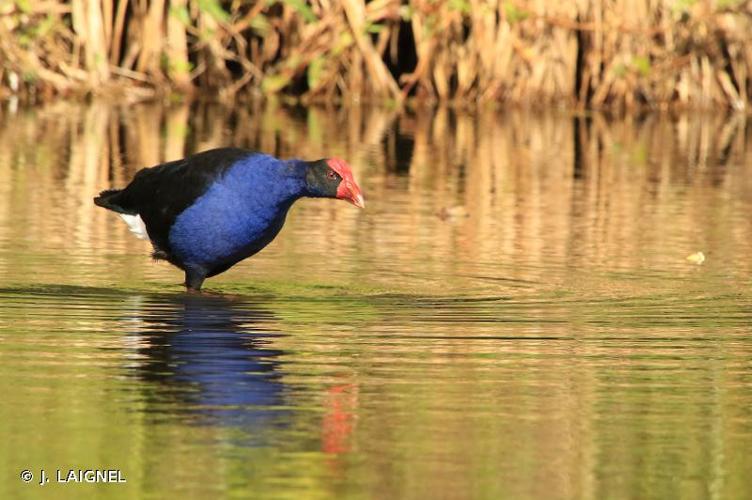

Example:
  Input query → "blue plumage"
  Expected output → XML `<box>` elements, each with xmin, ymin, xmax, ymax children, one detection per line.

<box><xmin>169</xmin><ymin>154</ymin><xmax>305</xmax><ymax>273</ymax></box>
<box><xmin>94</xmin><ymin>147</ymin><xmax>364</xmax><ymax>291</ymax></box>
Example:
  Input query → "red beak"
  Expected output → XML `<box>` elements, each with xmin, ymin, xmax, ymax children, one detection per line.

<box><xmin>328</xmin><ymin>158</ymin><xmax>365</xmax><ymax>209</ymax></box>
<box><xmin>338</xmin><ymin>180</ymin><xmax>365</xmax><ymax>209</ymax></box>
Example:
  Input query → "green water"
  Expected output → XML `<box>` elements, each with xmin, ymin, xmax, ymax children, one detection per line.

<box><xmin>0</xmin><ymin>103</ymin><xmax>751</xmax><ymax>499</ymax></box>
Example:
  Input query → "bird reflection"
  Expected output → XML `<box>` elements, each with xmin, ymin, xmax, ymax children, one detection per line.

<box><xmin>123</xmin><ymin>293</ymin><xmax>286</xmax><ymax>433</ymax></box>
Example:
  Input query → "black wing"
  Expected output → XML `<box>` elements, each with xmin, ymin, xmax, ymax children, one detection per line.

<box><xmin>98</xmin><ymin>148</ymin><xmax>255</xmax><ymax>253</ymax></box>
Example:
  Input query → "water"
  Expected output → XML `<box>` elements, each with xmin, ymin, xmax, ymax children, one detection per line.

<box><xmin>0</xmin><ymin>102</ymin><xmax>751</xmax><ymax>499</ymax></box>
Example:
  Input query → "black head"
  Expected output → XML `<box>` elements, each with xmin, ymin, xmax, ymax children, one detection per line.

<box><xmin>304</xmin><ymin>158</ymin><xmax>364</xmax><ymax>208</ymax></box>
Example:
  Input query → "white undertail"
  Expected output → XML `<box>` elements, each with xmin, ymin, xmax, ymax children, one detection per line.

<box><xmin>119</xmin><ymin>214</ymin><xmax>149</xmax><ymax>240</ymax></box>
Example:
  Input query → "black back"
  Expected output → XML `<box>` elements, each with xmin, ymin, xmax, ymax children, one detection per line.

<box><xmin>107</xmin><ymin>148</ymin><xmax>254</xmax><ymax>254</ymax></box>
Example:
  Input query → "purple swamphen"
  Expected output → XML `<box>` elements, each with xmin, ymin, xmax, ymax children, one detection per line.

<box><xmin>95</xmin><ymin>148</ymin><xmax>364</xmax><ymax>291</ymax></box>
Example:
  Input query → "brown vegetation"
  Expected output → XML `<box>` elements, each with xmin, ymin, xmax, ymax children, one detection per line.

<box><xmin>1</xmin><ymin>0</ymin><xmax>752</xmax><ymax>109</ymax></box>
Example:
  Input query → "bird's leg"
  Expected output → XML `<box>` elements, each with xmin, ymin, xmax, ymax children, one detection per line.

<box><xmin>184</xmin><ymin>267</ymin><xmax>207</xmax><ymax>292</ymax></box>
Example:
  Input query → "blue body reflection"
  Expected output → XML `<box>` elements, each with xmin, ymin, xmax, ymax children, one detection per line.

<box><xmin>127</xmin><ymin>294</ymin><xmax>287</xmax><ymax>433</ymax></box>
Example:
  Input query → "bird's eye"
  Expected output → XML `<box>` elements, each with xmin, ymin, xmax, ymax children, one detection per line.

<box><xmin>327</xmin><ymin>171</ymin><xmax>336</xmax><ymax>179</ymax></box>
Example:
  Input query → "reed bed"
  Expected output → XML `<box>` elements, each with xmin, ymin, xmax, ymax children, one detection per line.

<box><xmin>1</xmin><ymin>0</ymin><xmax>751</xmax><ymax>109</ymax></box>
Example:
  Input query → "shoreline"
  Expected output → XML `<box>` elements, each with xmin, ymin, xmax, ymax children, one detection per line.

<box><xmin>3</xmin><ymin>84</ymin><xmax>750</xmax><ymax>115</ymax></box>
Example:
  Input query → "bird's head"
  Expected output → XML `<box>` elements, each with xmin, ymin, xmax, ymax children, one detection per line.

<box><xmin>305</xmin><ymin>158</ymin><xmax>365</xmax><ymax>208</ymax></box>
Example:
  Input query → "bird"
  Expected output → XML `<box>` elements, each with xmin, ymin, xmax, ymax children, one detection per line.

<box><xmin>94</xmin><ymin>147</ymin><xmax>364</xmax><ymax>291</ymax></box>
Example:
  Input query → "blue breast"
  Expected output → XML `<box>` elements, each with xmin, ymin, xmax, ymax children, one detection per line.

<box><xmin>168</xmin><ymin>154</ymin><xmax>305</xmax><ymax>271</ymax></box>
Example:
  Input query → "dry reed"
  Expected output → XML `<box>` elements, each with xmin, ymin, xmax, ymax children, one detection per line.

<box><xmin>1</xmin><ymin>0</ymin><xmax>751</xmax><ymax>109</ymax></box>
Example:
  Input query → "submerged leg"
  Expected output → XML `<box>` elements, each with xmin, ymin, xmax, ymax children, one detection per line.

<box><xmin>184</xmin><ymin>267</ymin><xmax>207</xmax><ymax>292</ymax></box>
